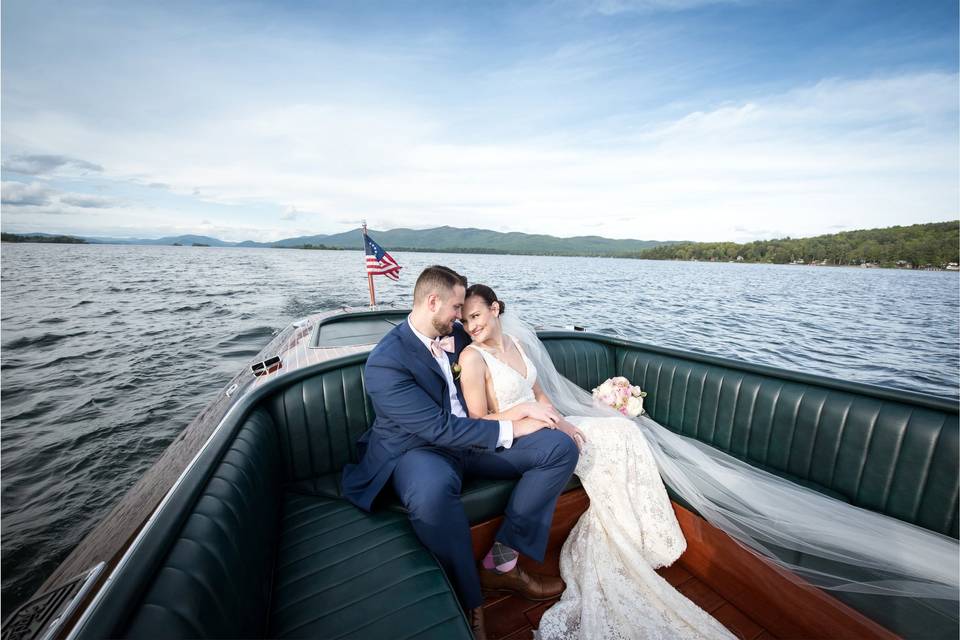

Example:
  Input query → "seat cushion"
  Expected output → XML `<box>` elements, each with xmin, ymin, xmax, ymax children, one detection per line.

<box><xmin>269</xmin><ymin>493</ymin><xmax>472</xmax><ymax>639</ymax></box>
<box><xmin>290</xmin><ymin>474</ymin><xmax>582</xmax><ymax>525</ymax></box>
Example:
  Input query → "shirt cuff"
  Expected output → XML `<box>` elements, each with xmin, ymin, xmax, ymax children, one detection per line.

<box><xmin>497</xmin><ymin>420</ymin><xmax>514</xmax><ymax>449</ymax></box>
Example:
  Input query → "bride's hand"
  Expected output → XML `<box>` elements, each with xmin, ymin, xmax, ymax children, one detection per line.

<box><xmin>520</xmin><ymin>402</ymin><xmax>561</xmax><ymax>425</ymax></box>
<box><xmin>558</xmin><ymin>421</ymin><xmax>587</xmax><ymax>453</ymax></box>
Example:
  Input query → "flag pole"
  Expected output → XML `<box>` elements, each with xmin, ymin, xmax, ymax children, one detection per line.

<box><xmin>362</xmin><ymin>221</ymin><xmax>376</xmax><ymax>307</ymax></box>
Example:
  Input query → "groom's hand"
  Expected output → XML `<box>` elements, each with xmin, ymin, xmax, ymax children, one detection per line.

<box><xmin>513</xmin><ymin>417</ymin><xmax>554</xmax><ymax>438</ymax></box>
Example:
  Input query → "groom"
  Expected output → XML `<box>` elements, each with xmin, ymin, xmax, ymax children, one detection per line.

<box><xmin>342</xmin><ymin>265</ymin><xmax>579</xmax><ymax>638</ymax></box>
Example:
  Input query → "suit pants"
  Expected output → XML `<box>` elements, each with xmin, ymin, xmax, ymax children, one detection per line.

<box><xmin>391</xmin><ymin>429</ymin><xmax>579</xmax><ymax>609</ymax></box>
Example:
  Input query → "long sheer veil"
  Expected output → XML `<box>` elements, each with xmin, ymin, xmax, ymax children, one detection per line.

<box><xmin>502</xmin><ymin>314</ymin><xmax>959</xmax><ymax>610</ymax></box>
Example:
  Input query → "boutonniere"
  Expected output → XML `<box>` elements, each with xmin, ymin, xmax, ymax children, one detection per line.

<box><xmin>452</xmin><ymin>362</ymin><xmax>462</xmax><ymax>382</ymax></box>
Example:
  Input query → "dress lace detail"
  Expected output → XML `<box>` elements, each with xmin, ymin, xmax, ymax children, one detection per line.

<box><xmin>475</xmin><ymin>337</ymin><xmax>735</xmax><ymax>640</ymax></box>
<box><xmin>466</xmin><ymin>335</ymin><xmax>537</xmax><ymax>412</ymax></box>
<box><xmin>536</xmin><ymin>414</ymin><xmax>735</xmax><ymax>640</ymax></box>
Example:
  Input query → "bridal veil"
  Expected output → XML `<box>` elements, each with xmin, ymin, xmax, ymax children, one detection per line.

<box><xmin>501</xmin><ymin>314</ymin><xmax>959</xmax><ymax>614</ymax></box>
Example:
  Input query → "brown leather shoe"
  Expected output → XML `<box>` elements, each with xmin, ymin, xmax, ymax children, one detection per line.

<box><xmin>469</xmin><ymin>606</ymin><xmax>487</xmax><ymax>640</ymax></box>
<box><xmin>479</xmin><ymin>564</ymin><xmax>565</xmax><ymax>601</ymax></box>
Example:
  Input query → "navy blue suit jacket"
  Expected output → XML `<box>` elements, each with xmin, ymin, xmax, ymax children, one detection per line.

<box><xmin>341</xmin><ymin>319</ymin><xmax>502</xmax><ymax>511</ymax></box>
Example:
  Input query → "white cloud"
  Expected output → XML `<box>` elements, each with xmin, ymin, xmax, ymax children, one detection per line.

<box><xmin>59</xmin><ymin>193</ymin><xmax>122</xmax><ymax>208</ymax></box>
<box><xmin>281</xmin><ymin>207</ymin><xmax>298</xmax><ymax>221</ymax></box>
<box><xmin>2</xmin><ymin>71</ymin><xmax>956</xmax><ymax>242</ymax></box>
<box><xmin>1</xmin><ymin>153</ymin><xmax>103</xmax><ymax>176</ymax></box>
<box><xmin>1</xmin><ymin>181</ymin><xmax>57</xmax><ymax>206</ymax></box>
<box><xmin>2</xmin><ymin>181</ymin><xmax>123</xmax><ymax>214</ymax></box>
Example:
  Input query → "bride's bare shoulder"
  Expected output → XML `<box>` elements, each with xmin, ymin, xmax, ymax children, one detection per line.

<box><xmin>458</xmin><ymin>345</ymin><xmax>486</xmax><ymax>371</ymax></box>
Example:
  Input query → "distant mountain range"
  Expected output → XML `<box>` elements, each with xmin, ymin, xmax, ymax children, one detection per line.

<box><xmin>4</xmin><ymin>222</ymin><xmax>957</xmax><ymax>267</ymax></box>
<box><xmin>1</xmin><ymin>227</ymin><xmax>673</xmax><ymax>256</ymax></box>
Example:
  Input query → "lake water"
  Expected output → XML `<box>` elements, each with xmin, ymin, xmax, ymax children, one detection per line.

<box><xmin>1</xmin><ymin>243</ymin><xmax>958</xmax><ymax>614</ymax></box>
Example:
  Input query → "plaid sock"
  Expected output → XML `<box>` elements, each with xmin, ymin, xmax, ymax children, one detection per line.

<box><xmin>482</xmin><ymin>542</ymin><xmax>518</xmax><ymax>573</ymax></box>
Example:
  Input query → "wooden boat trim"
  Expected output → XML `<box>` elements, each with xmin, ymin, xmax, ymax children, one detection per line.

<box><xmin>671</xmin><ymin>503</ymin><xmax>900</xmax><ymax>640</ymax></box>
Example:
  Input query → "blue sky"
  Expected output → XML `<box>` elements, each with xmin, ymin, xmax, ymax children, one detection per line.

<box><xmin>1</xmin><ymin>0</ymin><xmax>957</xmax><ymax>242</ymax></box>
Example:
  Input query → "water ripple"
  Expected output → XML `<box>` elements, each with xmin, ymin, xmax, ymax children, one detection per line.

<box><xmin>4</xmin><ymin>331</ymin><xmax>90</xmax><ymax>350</ymax></box>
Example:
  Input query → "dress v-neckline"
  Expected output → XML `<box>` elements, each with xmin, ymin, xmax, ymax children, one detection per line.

<box><xmin>475</xmin><ymin>336</ymin><xmax>529</xmax><ymax>381</ymax></box>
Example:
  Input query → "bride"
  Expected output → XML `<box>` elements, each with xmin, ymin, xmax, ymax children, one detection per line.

<box><xmin>458</xmin><ymin>283</ymin><xmax>959</xmax><ymax>639</ymax></box>
<box><xmin>458</xmin><ymin>284</ymin><xmax>737</xmax><ymax>639</ymax></box>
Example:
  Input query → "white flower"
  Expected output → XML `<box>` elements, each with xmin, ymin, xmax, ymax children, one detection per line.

<box><xmin>594</xmin><ymin>377</ymin><xmax>645</xmax><ymax>414</ymax></box>
<box><xmin>626</xmin><ymin>396</ymin><xmax>644</xmax><ymax>417</ymax></box>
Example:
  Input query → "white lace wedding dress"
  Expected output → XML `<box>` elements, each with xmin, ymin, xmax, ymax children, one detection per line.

<box><xmin>468</xmin><ymin>338</ymin><xmax>736</xmax><ymax>640</ymax></box>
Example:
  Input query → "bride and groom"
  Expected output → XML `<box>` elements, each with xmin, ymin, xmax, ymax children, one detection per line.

<box><xmin>342</xmin><ymin>265</ymin><xmax>735</xmax><ymax>639</ymax></box>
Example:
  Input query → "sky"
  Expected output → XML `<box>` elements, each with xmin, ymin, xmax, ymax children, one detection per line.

<box><xmin>1</xmin><ymin>0</ymin><xmax>957</xmax><ymax>243</ymax></box>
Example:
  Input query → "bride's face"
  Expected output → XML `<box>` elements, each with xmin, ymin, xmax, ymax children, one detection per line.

<box><xmin>462</xmin><ymin>296</ymin><xmax>498</xmax><ymax>343</ymax></box>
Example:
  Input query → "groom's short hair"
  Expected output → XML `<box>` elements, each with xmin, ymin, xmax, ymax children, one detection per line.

<box><xmin>414</xmin><ymin>265</ymin><xmax>468</xmax><ymax>304</ymax></box>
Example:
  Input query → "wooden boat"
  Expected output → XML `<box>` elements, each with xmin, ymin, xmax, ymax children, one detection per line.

<box><xmin>4</xmin><ymin>308</ymin><xmax>957</xmax><ymax>639</ymax></box>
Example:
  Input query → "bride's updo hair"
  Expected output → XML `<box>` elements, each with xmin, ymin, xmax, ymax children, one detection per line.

<box><xmin>465</xmin><ymin>284</ymin><xmax>505</xmax><ymax>315</ymax></box>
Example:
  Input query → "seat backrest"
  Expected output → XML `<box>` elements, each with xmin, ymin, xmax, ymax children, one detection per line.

<box><xmin>122</xmin><ymin>408</ymin><xmax>283</xmax><ymax>638</ymax></box>
<box><xmin>540</xmin><ymin>338</ymin><xmax>616</xmax><ymax>393</ymax></box>
<box><xmin>263</xmin><ymin>362</ymin><xmax>373</xmax><ymax>481</ymax></box>
<box><xmin>541</xmin><ymin>334</ymin><xmax>958</xmax><ymax>538</ymax></box>
<box><xmin>616</xmin><ymin>346</ymin><xmax>958</xmax><ymax>537</ymax></box>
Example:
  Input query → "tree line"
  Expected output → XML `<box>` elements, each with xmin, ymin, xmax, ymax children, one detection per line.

<box><xmin>636</xmin><ymin>221</ymin><xmax>959</xmax><ymax>267</ymax></box>
<box><xmin>1</xmin><ymin>233</ymin><xmax>87</xmax><ymax>244</ymax></box>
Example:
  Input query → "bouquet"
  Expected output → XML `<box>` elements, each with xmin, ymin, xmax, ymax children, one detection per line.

<box><xmin>592</xmin><ymin>376</ymin><xmax>647</xmax><ymax>417</ymax></box>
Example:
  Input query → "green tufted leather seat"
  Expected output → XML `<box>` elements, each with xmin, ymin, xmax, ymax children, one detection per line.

<box><xmin>120</xmin><ymin>404</ymin><xmax>472</xmax><ymax>640</ymax></box>
<box><xmin>264</xmin><ymin>364</ymin><xmax>581</xmax><ymax>525</ymax></box>
<box><xmin>123</xmin><ymin>409</ymin><xmax>283</xmax><ymax>638</ymax></box>
<box><xmin>270</xmin><ymin>494</ymin><xmax>469</xmax><ymax>638</ymax></box>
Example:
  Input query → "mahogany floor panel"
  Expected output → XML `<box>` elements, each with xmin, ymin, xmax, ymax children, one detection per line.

<box><xmin>483</xmin><ymin>594</ymin><xmax>540</xmax><ymax>639</ymax></box>
<box><xmin>711</xmin><ymin>602</ymin><xmax>765</xmax><ymax>640</ymax></box>
<box><xmin>678</xmin><ymin>577</ymin><xmax>726</xmax><ymax>613</ymax></box>
<box><xmin>523</xmin><ymin>601</ymin><xmax>554</xmax><ymax>629</ymax></box>
<box><xmin>658</xmin><ymin>562</ymin><xmax>694</xmax><ymax>587</ymax></box>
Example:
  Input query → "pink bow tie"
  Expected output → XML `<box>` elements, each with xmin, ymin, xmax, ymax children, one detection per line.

<box><xmin>430</xmin><ymin>336</ymin><xmax>455</xmax><ymax>357</ymax></box>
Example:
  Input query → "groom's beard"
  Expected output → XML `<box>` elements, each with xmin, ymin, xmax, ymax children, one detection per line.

<box><xmin>431</xmin><ymin>317</ymin><xmax>454</xmax><ymax>336</ymax></box>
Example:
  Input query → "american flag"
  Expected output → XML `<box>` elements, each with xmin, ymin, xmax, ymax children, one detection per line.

<box><xmin>364</xmin><ymin>233</ymin><xmax>402</xmax><ymax>281</ymax></box>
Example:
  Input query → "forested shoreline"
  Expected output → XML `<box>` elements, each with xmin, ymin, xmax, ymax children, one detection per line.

<box><xmin>636</xmin><ymin>221</ymin><xmax>959</xmax><ymax>268</ymax></box>
<box><xmin>1</xmin><ymin>233</ymin><xmax>87</xmax><ymax>244</ymax></box>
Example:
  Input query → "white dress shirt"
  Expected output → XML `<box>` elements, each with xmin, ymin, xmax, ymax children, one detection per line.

<box><xmin>408</xmin><ymin>318</ymin><xmax>513</xmax><ymax>449</ymax></box>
